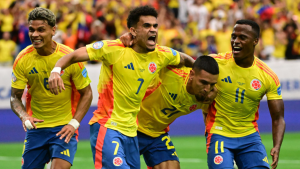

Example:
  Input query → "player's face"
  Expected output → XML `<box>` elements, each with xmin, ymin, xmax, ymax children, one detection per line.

<box><xmin>190</xmin><ymin>69</ymin><xmax>218</xmax><ymax>102</ymax></box>
<box><xmin>29</xmin><ymin>20</ymin><xmax>55</xmax><ymax>50</ymax></box>
<box><xmin>231</xmin><ymin>24</ymin><xmax>258</xmax><ymax>61</ymax></box>
<box><xmin>133</xmin><ymin>15</ymin><xmax>158</xmax><ymax>52</ymax></box>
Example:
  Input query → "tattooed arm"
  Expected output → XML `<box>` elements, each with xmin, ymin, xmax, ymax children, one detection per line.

<box><xmin>10</xmin><ymin>87</ymin><xmax>44</xmax><ymax>131</ymax></box>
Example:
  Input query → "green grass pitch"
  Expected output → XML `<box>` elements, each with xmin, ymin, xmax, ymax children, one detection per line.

<box><xmin>0</xmin><ymin>132</ymin><xmax>299</xmax><ymax>169</ymax></box>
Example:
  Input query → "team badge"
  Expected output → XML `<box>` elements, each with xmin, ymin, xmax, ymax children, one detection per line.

<box><xmin>60</xmin><ymin>70</ymin><xmax>64</xmax><ymax>76</ymax></box>
<box><xmin>113</xmin><ymin>157</ymin><xmax>123</xmax><ymax>166</ymax></box>
<box><xmin>189</xmin><ymin>104</ymin><xmax>197</xmax><ymax>111</ymax></box>
<box><xmin>12</xmin><ymin>72</ymin><xmax>17</xmax><ymax>82</ymax></box>
<box><xmin>170</xmin><ymin>48</ymin><xmax>177</xmax><ymax>56</ymax></box>
<box><xmin>214</xmin><ymin>155</ymin><xmax>223</xmax><ymax>165</ymax></box>
<box><xmin>148</xmin><ymin>62</ymin><xmax>157</xmax><ymax>74</ymax></box>
<box><xmin>277</xmin><ymin>86</ymin><xmax>281</xmax><ymax>95</ymax></box>
<box><xmin>93</xmin><ymin>41</ymin><xmax>104</xmax><ymax>49</ymax></box>
<box><xmin>250</xmin><ymin>79</ymin><xmax>262</xmax><ymax>90</ymax></box>
<box><xmin>82</xmin><ymin>68</ymin><xmax>87</xmax><ymax>78</ymax></box>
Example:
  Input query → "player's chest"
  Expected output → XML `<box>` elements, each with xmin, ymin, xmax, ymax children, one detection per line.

<box><xmin>217</xmin><ymin>66</ymin><xmax>267</xmax><ymax>101</ymax></box>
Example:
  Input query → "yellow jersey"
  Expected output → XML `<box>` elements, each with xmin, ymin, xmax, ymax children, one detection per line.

<box><xmin>87</xmin><ymin>40</ymin><xmax>181</xmax><ymax>137</ymax></box>
<box><xmin>11</xmin><ymin>42</ymin><xmax>91</xmax><ymax>128</ymax></box>
<box><xmin>206</xmin><ymin>52</ymin><xmax>282</xmax><ymax>137</ymax></box>
<box><xmin>138</xmin><ymin>66</ymin><xmax>209</xmax><ymax>137</ymax></box>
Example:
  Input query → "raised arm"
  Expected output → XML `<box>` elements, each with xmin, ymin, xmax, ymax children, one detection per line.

<box><xmin>56</xmin><ymin>85</ymin><xmax>93</xmax><ymax>143</ymax></box>
<box><xmin>267</xmin><ymin>99</ymin><xmax>285</xmax><ymax>169</ymax></box>
<box><xmin>177</xmin><ymin>52</ymin><xmax>195</xmax><ymax>68</ymax></box>
<box><xmin>10</xmin><ymin>87</ymin><xmax>44</xmax><ymax>131</ymax></box>
<box><xmin>48</xmin><ymin>47</ymin><xmax>90</xmax><ymax>95</ymax></box>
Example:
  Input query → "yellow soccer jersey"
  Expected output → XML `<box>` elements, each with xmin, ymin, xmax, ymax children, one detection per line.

<box><xmin>87</xmin><ymin>40</ymin><xmax>181</xmax><ymax>137</ymax></box>
<box><xmin>11</xmin><ymin>43</ymin><xmax>91</xmax><ymax>128</ymax></box>
<box><xmin>206</xmin><ymin>52</ymin><xmax>282</xmax><ymax>137</ymax></box>
<box><xmin>138</xmin><ymin>66</ymin><xmax>209</xmax><ymax>137</ymax></box>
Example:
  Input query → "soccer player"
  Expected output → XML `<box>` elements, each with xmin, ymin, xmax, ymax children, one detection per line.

<box><xmin>138</xmin><ymin>55</ymin><xmax>219</xmax><ymax>169</ymax></box>
<box><xmin>204</xmin><ymin>20</ymin><xmax>285</xmax><ymax>169</ymax></box>
<box><xmin>10</xmin><ymin>7</ymin><xmax>92</xmax><ymax>169</ymax></box>
<box><xmin>48</xmin><ymin>6</ymin><xmax>194</xmax><ymax>169</ymax></box>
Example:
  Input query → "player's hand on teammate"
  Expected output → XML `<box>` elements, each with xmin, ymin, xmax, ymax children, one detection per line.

<box><xmin>203</xmin><ymin>86</ymin><xmax>218</xmax><ymax>104</ymax></box>
<box><xmin>120</xmin><ymin>32</ymin><xmax>133</xmax><ymax>47</ymax></box>
<box><xmin>49</xmin><ymin>72</ymin><xmax>65</xmax><ymax>95</ymax></box>
<box><xmin>270</xmin><ymin>146</ymin><xmax>280</xmax><ymax>169</ymax></box>
<box><xmin>21</xmin><ymin>116</ymin><xmax>44</xmax><ymax>132</ymax></box>
<box><xmin>56</xmin><ymin>124</ymin><xmax>76</xmax><ymax>143</ymax></box>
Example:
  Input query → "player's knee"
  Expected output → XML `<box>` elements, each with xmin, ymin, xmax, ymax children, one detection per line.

<box><xmin>50</xmin><ymin>158</ymin><xmax>71</xmax><ymax>169</ymax></box>
<box><xmin>153</xmin><ymin>160</ymin><xmax>180</xmax><ymax>169</ymax></box>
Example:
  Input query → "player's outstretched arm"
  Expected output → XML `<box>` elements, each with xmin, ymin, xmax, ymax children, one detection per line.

<box><xmin>177</xmin><ymin>52</ymin><xmax>195</xmax><ymax>68</ymax></box>
<box><xmin>268</xmin><ymin>99</ymin><xmax>285</xmax><ymax>169</ymax></box>
<box><xmin>56</xmin><ymin>85</ymin><xmax>93</xmax><ymax>143</ymax></box>
<box><xmin>10</xmin><ymin>88</ymin><xmax>44</xmax><ymax>131</ymax></box>
<box><xmin>49</xmin><ymin>47</ymin><xmax>90</xmax><ymax>95</ymax></box>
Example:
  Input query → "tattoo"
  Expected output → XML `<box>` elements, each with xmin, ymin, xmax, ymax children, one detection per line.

<box><xmin>178</xmin><ymin>52</ymin><xmax>194</xmax><ymax>68</ymax></box>
<box><xmin>10</xmin><ymin>88</ymin><xmax>27</xmax><ymax>121</ymax></box>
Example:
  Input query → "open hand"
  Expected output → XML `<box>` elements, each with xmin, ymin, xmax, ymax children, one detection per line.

<box><xmin>49</xmin><ymin>72</ymin><xmax>65</xmax><ymax>95</ymax></box>
<box><xmin>56</xmin><ymin>125</ymin><xmax>76</xmax><ymax>143</ymax></box>
<box><xmin>270</xmin><ymin>147</ymin><xmax>280</xmax><ymax>169</ymax></box>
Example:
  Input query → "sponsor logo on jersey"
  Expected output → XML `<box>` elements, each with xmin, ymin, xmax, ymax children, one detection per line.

<box><xmin>221</xmin><ymin>76</ymin><xmax>232</xmax><ymax>83</ymax></box>
<box><xmin>277</xmin><ymin>86</ymin><xmax>281</xmax><ymax>95</ymax></box>
<box><xmin>251</xmin><ymin>79</ymin><xmax>262</xmax><ymax>90</ymax></box>
<box><xmin>60</xmin><ymin>70</ymin><xmax>64</xmax><ymax>76</ymax></box>
<box><xmin>170</xmin><ymin>48</ymin><xmax>177</xmax><ymax>56</ymax></box>
<box><xmin>12</xmin><ymin>72</ymin><xmax>17</xmax><ymax>82</ymax></box>
<box><xmin>113</xmin><ymin>157</ymin><xmax>123</xmax><ymax>166</ymax></box>
<box><xmin>93</xmin><ymin>41</ymin><xmax>104</xmax><ymax>49</ymax></box>
<box><xmin>82</xmin><ymin>68</ymin><xmax>87</xmax><ymax>78</ymax></box>
<box><xmin>124</xmin><ymin>62</ymin><xmax>135</xmax><ymax>70</ymax></box>
<box><xmin>214</xmin><ymin>155</ymin><xmax>223</xmax><ymax>165</ymax></box>
<box><xmin>148</xmin><ymin>62</ymin><xmax>157</xmax><ymax>74</ymax></box>
<box><xmin>189</xmin><ymin>104</ymin><xmax>197</xmax><ymax>111</ymax></box>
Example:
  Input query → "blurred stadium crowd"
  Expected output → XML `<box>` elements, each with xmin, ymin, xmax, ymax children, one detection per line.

<box><xmin>1</xmin><ymin>0</ymin><xmax>300</xmax><ymax>66</ymax></box>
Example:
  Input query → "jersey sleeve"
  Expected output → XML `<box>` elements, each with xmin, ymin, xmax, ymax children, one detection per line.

<box><xmin>11</xmin><ymin>55</ymin><xmax>27</xmax><ymax>89</ymax></box>
<box><xmin>69</xmin><ymin>62</ymin><xmax>91</xmax><ymax>90</ymax></box>
<box><xmin>266</xmin><ymin>75</ymin><xmax>282</xmax><ymax>100</ymax></box>
<box><xmin>86</xmin><ymin>39</ymin><xmax>124</xmax><ymax>65</ymax></box>
<box><xmin>159</xmin><ymin>46</ymin><xmax>181</xmax><ymax>67</ymax></box>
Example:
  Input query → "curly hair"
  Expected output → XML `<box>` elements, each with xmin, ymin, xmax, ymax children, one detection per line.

<box><xmin>127</xmin><ymin>6</ymin><xmax>158</xmax><ymax>28</ymax></box>
<box><xmin>28</xmin><ymin>7</ymin><xmax>56</xmax><ymax>27</ymax></box>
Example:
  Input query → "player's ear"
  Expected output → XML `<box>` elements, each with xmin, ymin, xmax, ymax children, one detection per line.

<box><xmin>253</xmin><ymin>38</ymin><xmax>259</xmax><ymax>46</ymax></box>
<box><xmin>189</xmin><ymin>69</ymin><xmax>195</xmax><ymax>80</ymax></box>
<box><xmin>51</xmin><ymin>25</ymin><xmax>56</xmax><ymax>36</ymax></box>
<box><xmin>129</xmin><ymin>27</ymin><xmax>137</xmax><ymax>38</ymax></box>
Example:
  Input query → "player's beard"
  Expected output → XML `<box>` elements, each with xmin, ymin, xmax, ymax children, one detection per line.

<box><xmin>195</xmin><ymin>95</ymin><xmax>206</xmax><ymax>102</ymax></box>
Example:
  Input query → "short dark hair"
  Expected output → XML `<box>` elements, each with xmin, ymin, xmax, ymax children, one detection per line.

<box><xmin>28</xmin><ymin>7</ymin><xmax>56</xmax><ymax>27</ymax></box>
<box><xmin>127</xmin><ymin>6</ymin><xmax>158</xmax><ymax>28</ymax></box>
<box><xmin>193</xmin><ymin>55</ymin><xmax>219</xmax><ymax>75</ymax></box>
<box><xmin>236</xmin><ymin>19</ymin><xmax>260</xmax><ymax>38</ymax></box>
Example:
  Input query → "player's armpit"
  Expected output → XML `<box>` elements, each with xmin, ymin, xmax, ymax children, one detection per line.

<box><xmin>176</xmin><ymin>52</ymin><xmax>195</xmax><ymax>68</ymax></box>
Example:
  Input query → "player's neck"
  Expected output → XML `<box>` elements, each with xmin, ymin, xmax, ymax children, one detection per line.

<box><xmin>132</xmin><ymin>43</ymin><xmax>149</xmax><ymax>53</ymax></box>
<box><xmin>36</xmin><ymin>41</ymin><xmax>57</xmax><ymax>56</ymax></box>
<box><xmin>234</xmin><ymin>55</ymin><xmax>255</xmax><ymax>68</ymax></box>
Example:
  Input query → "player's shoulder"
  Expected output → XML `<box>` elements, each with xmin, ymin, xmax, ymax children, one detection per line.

<box><xmin>209</xmin><ymin>52</ymin><xmax>233</xmax><ymax>62</ymax></box>
<box><xmin>156</xmin><ymin>44</ymin><xmax>178</xmax><ymax>56</ymax></box>
<box><xmin>164</xmin><ymin>65</ymin><xmax>190</xmax><ymax>79</ymax></box>
<box><xmin>254</xmin><ymin>57</ymin><xmax>280</xmax><ymax>86</ymax></box>
<box><xmin>56</xmin><ymin>43</ymin><xmax>74</xmax><ymax>56</ymax></box>
<box><xmin>13</xmin><ymin>45</ymin><xmax>35</xmax><ymax>69</ymax></box>
<box><xmin>88</xmin><ymin>40</ymin><xmax>125</xmax><ymax>52</ymax></box>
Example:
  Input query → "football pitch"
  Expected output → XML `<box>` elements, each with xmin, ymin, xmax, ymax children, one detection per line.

<box><xmin>0</xmin><ymin>132</ymin><xmax>299</xmax><ymax>169</ymax></box>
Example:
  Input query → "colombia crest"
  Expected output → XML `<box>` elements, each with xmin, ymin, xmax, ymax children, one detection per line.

<box><xmin>148</xmin><ymin>62</ymin><xmax>157</xmax><ymax>74</ymax></box>
<box><xmin>250</xmin><ymin>79</ymin><xmax>261</xmax><ymax>90</ymax></box>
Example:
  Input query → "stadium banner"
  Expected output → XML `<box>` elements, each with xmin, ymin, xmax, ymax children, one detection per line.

<box><xmin>0</xmin><ymin>60</ymin><xmax>300</xmax><ymax>108</ymax></box>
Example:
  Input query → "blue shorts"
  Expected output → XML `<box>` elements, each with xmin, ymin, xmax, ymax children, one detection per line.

<box><xmin>90</xmin><ymin>122</ymin><xmax>140</xmax><ymax>169</ymax></box>
<box><xmin>22</xmin><ymin>125</ymin><xmax>78</xmax><ymax>169</ymax></box>
<box><xmin>206</xmin><ymin>132</ymin><xmax>270</xmax><ymax>169</ymax></box>
<box><xmin>138</xmin><ymin>131</ymin><xmax>179</xmax><ymax>167</ymax></box>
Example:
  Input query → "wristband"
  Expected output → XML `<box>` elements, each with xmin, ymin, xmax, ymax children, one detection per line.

<box><xmin>51</xmin><ymin>67</ymin><xmax>61</xmax><ymax>74</ymax></box>
<box><xmin>68</xmin><ymin>119</ymin><xmax>80</xmax><ymax>130</ymax></box>
<box><xmin>24</xmin><ymin>120</ymin><xmax>33</xmax><ymax>130</ymax></box>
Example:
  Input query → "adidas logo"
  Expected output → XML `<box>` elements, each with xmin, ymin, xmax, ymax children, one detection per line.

<box><xmin>221</xmin><ymin>76</ymin><xmax>232</xmax><ymax>83</ymax></box>
<box><xmin>172</xmin><ymin>151</ymin><xmax>178</xmax><ymax>157</ymax></box>
<box><xmin>262</xmin><ymin>156</ymin><xmax>269</xmax><ymax>164</ymax></box>
<box><xmin>29</xmin><ymin>67</ymin><xmax>38</xmax><ymax>74</ymax></box>
<box><xmin>60</xmin><ymin>149</ymin><xmax>70</xmax><ymax>157</ymax></box>
<box><xmin>124</xmin><ymin>63</ymin><xmax>135</xmax><ymax>70</ymax></box>
<box><xmin>169</xmin><ymin>93</ymin><xmax>177</xmax><ymax>100</ymax></box>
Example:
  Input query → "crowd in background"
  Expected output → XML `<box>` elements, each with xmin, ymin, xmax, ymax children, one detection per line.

<box><xmin>1</xmin><ymin>0</ymin><xmax>300</xmax><ymax>66</ymax></box>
